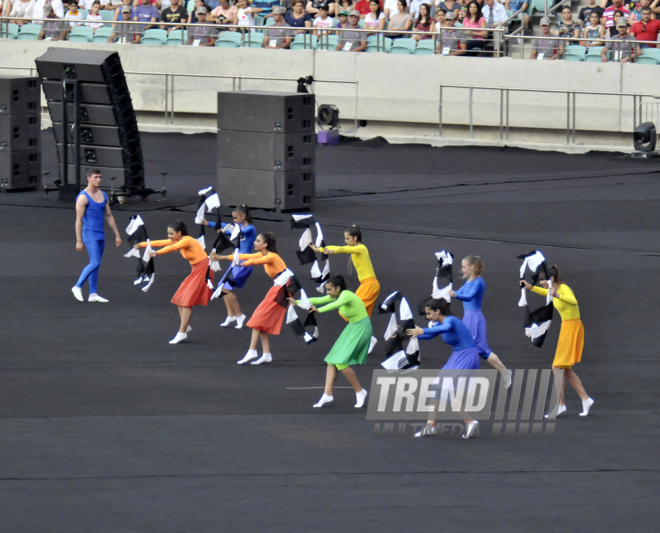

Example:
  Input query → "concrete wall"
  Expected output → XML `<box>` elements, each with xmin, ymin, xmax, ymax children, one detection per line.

<box><xmin>1</xmin><ymin>40</ymin><xmax>658</xmax><ymax>147</ymax></box>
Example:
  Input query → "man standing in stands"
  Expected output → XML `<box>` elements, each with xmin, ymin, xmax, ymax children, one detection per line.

<box><xmin>262</xmin><ymin>6</ymin><xmax>293</xmax><ymax>48</ymax></box>
<box><xmin>602</xmin><ymin>17</ymin><xmax>636</xmax><ymax>62</ymax></box>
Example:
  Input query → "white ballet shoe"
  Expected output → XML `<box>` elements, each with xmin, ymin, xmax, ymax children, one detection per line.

<box><xmin>71</xmin><ymin>286</ymin><xmax>84</xmax><ymax>302</ymax></box>
<box><xmin>313</xmin><ymin>394</ymin><xmax>334</xmax><ymax>408</ymax></box>
<box><xmin>251</xmin><ymin>353</ymin><xmax>272</xmax><ymax>365</ymax></box>
<box><xmin>237</xmin><ymin>350</ymin><xmax>258</xmax><ymax>364</ymax></box>
<box><xmin>88</xmin><ymin>293</ymin><xmax>109</xmax><ymax>303</ymax></box>
<box><xmin>462</xmin><ymin>421</ymin><xmax>479</xmax><ymax>439</ymax></box>
<box><xmin>220</xmin><ymin>316</ymin><xmax>237</xmax><ymax>327</ymax></box>
<box><xmin>169</xmin><ymin>332</ymin><xmax>187</xmax><ymax>344</ymax></box>
<box><xmin>235</xmin><ymin>314</ymin><xmax>247</xmax><ymax>329</ymax></box>
<box><xmin>503</xmin><ymin>369</ymin><xmax>513</xmax><ymax>389</ymax></box>
<box><xmin>355</xmin><ymin>389</ymin><xmax>368</xmax><ymax>408</ymax></box>
<box><xmin>186</xmin><ymin>325</ymin><xmax>192</xmax><ymax>333</ymax></box>
<box><xmin>414</xmin><ymin>424</ymin><xmax>437</xmax><ymax>437</ymax></box>
<box><xmin>545</xmin><ymin>404</ymin><xmax>567</xmax><ymax>419</ymax></box>
<box><xmin>580</xmin><ymin>398</ymin><xmax>594</xmax><ymax>417</ymax></box>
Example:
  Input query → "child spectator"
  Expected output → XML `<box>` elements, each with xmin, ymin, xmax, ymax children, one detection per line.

<box><xmin>64</xmin><ymin>0</ymin><xmax>85</xmax><ymax>26</ymax></box>
<box><xmin>582</xmin><ymin>10</ymin><xmax>604</xmax><ymax>48</ymax></box>
<box><xmin>335</xmin><ymin>9</ymin><xmax>349</xmax><ymax>29</ymax></box>
<box><xmin>313</xmin><ymin>3</ymin><xmax>336</xmax><ymax>35</ymax></box>
<box><xmin>85</xmin><ymin>1</ymin><xmax>104</xmax><ymax>29</ymax></box>
<box><xmin>236</xmin><ymin>0</ymin><xmax>260</xmax><ymax>31</ymax></box>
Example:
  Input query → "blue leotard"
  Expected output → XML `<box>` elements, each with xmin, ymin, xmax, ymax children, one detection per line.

<box><xmin>75</xmin><ymin>191</ymin><xmax>108</xmax><ymax>294</ymax></box>
<box><xmin>208</xmin><ymin>222</ymin><xmax>257</xmax><ymax>254</ymax></box>
<box><xmin>454</xmin><ymin>277</ymin><xmax>485</xmax><ymax>311</ymax></box>
<box><xmin>418</xmin><ymin>316</ymin><xmax>476</xmax><ymax>350</ymax></box>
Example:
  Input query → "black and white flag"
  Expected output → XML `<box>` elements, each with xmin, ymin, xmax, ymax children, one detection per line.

<box><xmin>378</xmin><ymin>291</ymin><xmax>420</xmax><ymax>369</ymax></box>
<box><xmin>290</xmin><ymin>213</ymin><xmax>331</xmax><ymax>293</ymax></box>
<box><xmin>286</xmin><ymin>289</ymin><xmax>319</xmax><ymax>344</ymax></box>
<box><xmin>124</xmin><ymin>215</ymin><xmax>155</xmax><ymax>292</ymax></box>
<box><xmin>416</xmin><ymin>251</ymin><xmax>454</xmax><ymax>316</ymax></box>
<box><xmin>518</xmin><ymin>250</ymin><xmax>553</xmax><ymax>347</ymax></box>
<box><xmin>195</xmin><ymin>186</ymin><xmax>221</xmax><ymax>251</ymax></box>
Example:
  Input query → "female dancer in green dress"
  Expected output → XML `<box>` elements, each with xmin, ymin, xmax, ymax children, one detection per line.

<box><xmin>291</xmin><ymin>275</ymin><xmax>372</xmax><ymax>409</ymax></box>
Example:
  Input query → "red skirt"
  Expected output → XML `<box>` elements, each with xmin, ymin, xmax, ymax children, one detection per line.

<box><xmin>171</xmin><ymin>258</ymin><xmax>214</xmax><ymax>307</ymax></box>
<box><xmin>246</xmin><ymin>284</ymin><xmax>287</xmax><ymax>335</ymax></box>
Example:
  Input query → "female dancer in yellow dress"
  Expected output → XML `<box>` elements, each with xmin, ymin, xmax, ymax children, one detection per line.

<box><xmin>521</xmin><ymin>265</ymin><xmax>594</xmax><ymax>417</ymax></box>
<box><xmin>311</xmin><ymin>225</ymin><xmax>380</xmax><ymax>318</ymax></box>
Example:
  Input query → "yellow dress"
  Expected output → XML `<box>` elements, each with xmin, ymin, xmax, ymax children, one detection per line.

<box><xmin>320</xmin><ymin>244</ymin><xmax>380</xmax><ymax>318</ymax></box>
<box><xmin>532</xmin><ymin>284</ymin><xmax>584</xmax><ymax>368</ymax></box>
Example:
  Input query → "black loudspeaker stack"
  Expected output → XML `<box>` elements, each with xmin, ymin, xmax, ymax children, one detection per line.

<box><xmin>217</xmin><ymin>90</ymin><xmax>316</xmax><ymax>211</ymax></box>
<box><xmin>0</xmin><ymin>75</ymin><xmax>41</xmax><ymax>190</ymax></box>
<box><xmin>35</xmin><ymin>49</ymin><xmax>144</xmax><ymax>193</ymax></box>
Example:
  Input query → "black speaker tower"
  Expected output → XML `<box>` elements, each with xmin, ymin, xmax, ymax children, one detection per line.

<box><xmin>35</xmin><ymin>49</ymin><xmax>145</xmax><ymax>201</ymax></box>
<box><xmin>217</xmin><ymin>90</ymin><xmax>316</xmax><ymax>211</ymax></box>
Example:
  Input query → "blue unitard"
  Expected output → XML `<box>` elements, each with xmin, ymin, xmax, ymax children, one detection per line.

<box><xmin>208</xmin><ymin>222</ymin><xmax>257</xmax><ymax>290</ymax></box>
<box><xmin>454</xmin><ymin>277</ymin><xmax>492</xmax><ymax>359</ymax></box>
<box><xmin>419</xmin><ymin>316</ymin><xmax>480</xmax><ymax>370</ymax></box>
<box><xmin>75</xmin><ymin>191</ymin><xmax>107</xmax><ymax>295</ymax></box>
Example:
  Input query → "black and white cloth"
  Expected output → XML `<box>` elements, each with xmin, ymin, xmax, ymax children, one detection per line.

<box><xmin>417</xmin><ymin>250</ymin><xmax>454</xmax><ymax>315</ymax></box>
<box><xmin>286</xmin><ymin>289</ymin><xmax>320</xmax><ymax>344</ymax></box>
<box><xmin>291</xmin><ymin>214</ymin><xmax>331</xmax><ymax>293</ymax></box>
<box><xmin>124</xmin><ymin>215</ymin><xmax>155</xmax><ymax>292</ymax></box>
<box><xmin>379</xmin><ymin>291</ymin><xmax>421</xmax><ymax>370</ymax></box>
<box><xmin>195</xmin><ymin>186</ymin><xmax>221</xmax><ymax>251</ymax></box>
<box><xmin>518</xmin><ymin>250</ymin><xmax>553</xmax><ymax>347</ymax></box>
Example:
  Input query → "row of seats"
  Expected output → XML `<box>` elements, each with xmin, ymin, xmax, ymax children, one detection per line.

<box><xmin>563</xmin><ymin>44</ymin><xmax>660</xmax><ymax>64</ymax></box>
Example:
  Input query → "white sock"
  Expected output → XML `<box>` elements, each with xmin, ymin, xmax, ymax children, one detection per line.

<box><xmin>235</xmin><ymin>314</ymin><xmax>247</xmax><ymax>329</ymax></box>
<box><xmin>545</xmin><ymin>404</ymin><xmax>567</xmax><ymax>419</ymax></box>
<box><xmin>169</xmin><ymin>332</ymin><xmax>187</xmax><ymax>344</ymax></box>
<box><xmin>237</xmin><ymin>349</ymin><xmax>259</xmax><ymax>365</ymax></box>
<box><xmin>355</xmin><ymin>389</ymin><xmax>368</xmax><ymax>408</ymax></box>
<box><xmin>221</xmin><ymin>316</ymin><xmax>237</xmax><ymax>327</ymax></box>
<box><xmin>251</xmin><ymin>353</ymin><xmax>272</xmax><ymax>365</ymax></box>
<box><xmin>313</xmin><ymin>394</ymin><xmax>334</xmax><ymax>408</ymax></box>
<box><xmin>580</xmin><ymin>398</ymin><xmax>594</xmax><ymax>417</ymax></box>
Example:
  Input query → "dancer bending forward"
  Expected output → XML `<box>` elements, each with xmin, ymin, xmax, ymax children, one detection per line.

<box><xmin>136</xmin><ymin>220</ymin><xmax>212</xmax><ymax>344</ymax></box>
<box><xmin>521</xmin><ymin>265</ymin><xmax>594</xmax><ymax>417</ymax></box>
<box><xmin>408</xmin><ymin>298</ymin><xmax>481</xmax><ymax>439</ymax></box>
<box><xmin>293</xmin><ymin>275</ymin><xmax>370</xmax><ymax>409</ymax></box>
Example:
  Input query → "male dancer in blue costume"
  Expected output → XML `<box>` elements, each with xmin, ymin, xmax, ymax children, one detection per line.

<box><xmin>72</xmin><ymin>168</ymin><xmax>122</xmax><ymax>303</ymax></box>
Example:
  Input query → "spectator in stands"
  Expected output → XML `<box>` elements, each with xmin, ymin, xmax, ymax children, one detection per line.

<box><xmin>355</xmin><ymin>0</ymin><xmax>377</xmax><ymax>18</ymax></box>
<box><xmin>85</xmin><ymin>0</ymin><xmax>104</xmax><ymax>29</ymax></box>
<box><xmin>10</xmin><ymin>0</ymin><xmax>35</xmax><ymax>25</ymax></box>
<box><xmin>285</xmin><ymin>0</ymin><xmax>313</xmax><ymax>33</ymax></box>
<box><xmin>313</xmin><ymin>3</ymin><xmax>336</xmax><ymax>34</ymax></box>
<box><xmin>629</xmin><ymin>0</ymin><xmax>651</xmax><ymax>22</ymax></box>
<box><xmin>531</xmin><ymin>17</ymin><xmax>559</xmax><ymax>59</ymax></box>
<box><xmin>133</xmin><ymin>0</ymin><xmax>159</xmax><ymax>31</ymax></box>
<box><xmin>33</xmin><ymin>0</ymin><xmax>65</xmax><ymax>22</ymax></box>
<box><xmin>334</xmin><ymin>0</ymin><xmax>353</xmax><ymax>16</ymax></box>
<box><xmin>38</xmin><ymin>3</ymin><xmax>66</xmax><ymax>38</ymax></box>
<box><xmin>209</xmin><ymin>0</ymin><xmax>237</xmax><ymax>27</ymax></box>
<box><xmin>607</xmin><ymin>9</ymin><xmax>624</xmax><ymax>37</ymax></box>
<box><xmin>437</xmin><ymin>0</ymin><xmax>460</xmax><ymax>20</ymax></box>
<box><xmin>254</xmin><ymin>0</ymin><xmax>280</xmax><ymax>19</ymax></box>
<box><xmin>205</xmin><ymin>0</ymin><xmax>221</xmax><ymax>9</ymax></box>
<box><xmin>482</xmin><ymin>0</ymin><xmax>507</xmax><ymax>28</ymax></box>
<box><xmin>463</xmin><ymin>0</ymin><xmax>486</xmax><ymax>54</ymax></box>
<box><xmin>504</xmin><ymin>0</ymin><xmax>528</xmax><ymax>35</ymax></box>
<box><xmin>436</xmin><ymin>10</ymin><xmax>465</xmax><ymax>55</ymax></box>
<box><xmin>109</xmin><ymin>4</ymin><xmax>138</xmax><ymax>40</ymax></box>
<box><xmin>236</xmin><ymin>0</ymin><xmax>259</xmax><ymax>30</ymax></box>
<box><xmin>387</xmin><ymin>0</ymin><xmax>413</xmax><ymax>38</ymax></box>
<box><xmin>160</xmin><ymin>0</ymin><xmax>187</xmax><ymax>31</ymax></box>
<box><xmin>409</xmin><ymin>0</ymin><xmax>423</xmax><ymax>18</ymax></box>
<box><xmin>554</xmin><ymin>5</ymin><xmax>580</xmax><ymax>44</ymax></box>
<box><xmin>111</xmin><ymin>0</ymin><xmax>132</xmax><ymax>21</ymax></box>
<box><xmin>307</xmin><ymin>0</ymin><xmax>335</xmax><ymax>17</ymax></box>
<box><xmin>335</xmin><ymin>9</ymin><xmax>366</xmax><ymax>48</ymax></box>
<box><xmin>577</xmin><ymin>0</ymin><xmax>604</xmax><ymax>27</ymax></box>
<box><xmin>189</xmin><ymin>0</ymin><xmax>210</xmax><ymax>22</ymax></box>
<box><xmin>652</xmin><ymin>0</ymin><xmax>660</xmax><ymax>18</ymax></box>
<box><xmin>582</xmin><ymin>10</ymin><xmax>604</xmax><ymax>47</ymax></box>
<box><xmin>603</xmin><ymin>0</ymin><xmax>630</xmax><ymax>29</ymax></box>
<box><xmin>64</xmin><ymin>0</ymin><xmax>85</xmax><ymax>26</ymax></box>
<box><xmin>602</xmin><ymin>17</ymin><xmax>635</xmax><ymax>61</ymax></box>
<box><xmin>102</xmin><ymin>0</ymin><xmax>124</xmax><ymax>16</ymax></box>
<box><xmin>262</xmin><ymin>5</ymin><xmax>293</xmax><ymax>46</ymax></box>
<box><xmin>364</xmin><ymin>0</ymin><xmax>385</xmax><ymax>33</ymax></box>
<box><xmin>631</xmin><ymin>5</ymin><xmax>660</xmax><ymax>48</ymax></box>
<box><xmin>335</xmin><ymin>8</ymin><xmax>349</xmax><ymax>28</ymax></box>
<box><xmin>188</xmin><ymin>6</ymin><xmax>218</xmax><ymax>43</ymax></box>
<box><xmin>412</xmin><ymin>3</ymin><xmax>432</xmax><ymax>40</ymax></box>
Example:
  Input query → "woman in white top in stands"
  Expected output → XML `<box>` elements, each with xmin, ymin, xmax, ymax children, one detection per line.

<box><xmin>387</xmin><ymin>0</ymin><xmax>413</xmax><ymax>39</ymax></box>
<box><xmin>364</xmin><ymin>0</ymin><xmax>385</xmax><ymax>34</ymax></box>
<box><xmin>10</xmin><ymin>0</ymin><xmax>36</xmax><ymax>24</ymax></box>
<box><xmin>85</xmin><ymin>0</ymin><xmax>104</xmax><ymax>29</ymax></box>
<box><xmin>236</xmin><ymin>0</ymin><xmax>261</xmax><ymax>32</ymax></box>
<box><xmin>312</xmin><ymin>3</ymin><xmax>336</xmax><ymax>35</ymax></box>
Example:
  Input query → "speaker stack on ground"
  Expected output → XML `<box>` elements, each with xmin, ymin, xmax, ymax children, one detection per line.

<box><xmin>35</xmin><ymin>49</ymin><xmax>144</xmax><ymax>197</ymax></box>
<box><xmin>0</xmin><ymin>75</ymin><xmax>41</xmax><ymax>191</ymax></box>
<box><xmin>217</xmin><ymin>90</ymin><xmax>316</xmax><ymax>211</ymax></box>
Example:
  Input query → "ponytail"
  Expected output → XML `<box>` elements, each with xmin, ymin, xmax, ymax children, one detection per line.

<box><xmin>346</xmin><ymin>224</ymin><xmax>362</xmax><ymax>243</ymax></box>
<box><xmin>259</xmin><ymin>232</ymin><xmax>278</xmax><ymax>254</ymax></box>
<box><xmin>463</xmin><ymin>255</ymin><xmax>484</xmax><ymax>278</ymax></box>
<box><xmin>168</xmin><ymin>220</ymin><xmax>189</xmax><ymax>236</ymax></box>
<box><xmin>326</xmin><ymin>274</ymin><xmax>348</xmax><ymax>292</ymax></box>
<box><xmin>234</xmin><ymin>204</ymin><xmax>253</xmax><ymax>224</ymax></box>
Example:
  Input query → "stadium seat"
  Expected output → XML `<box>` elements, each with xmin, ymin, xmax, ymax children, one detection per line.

<box><xmin>640</xmin><ymin>48</ymin><xmax>660</xmax><ymax>60</ymax></box>
<box><xmin>365</xmin><ymin>35</ymin><xmax>391</xmax><ymax>53</ymax></box>
<box><xmin>243</xmin><ymin>33</ymin><xmax>265</xmax><ymax>48</ymax></box>
<box><xmin>564</xmin><ymin>44</ymin><xmax>586</xmax><ymax>61</ymax></box>
<box><xmin>584</xmin><ymin>45</ymin><xmax>609</xmax><ymax>62</ymax></box>
<box><xmin>254</xmin><ymin>15</ymin><xmax>264</xmax><ymax>26</ymax></box>
<box><xmin>215</xmin><ymin>32</ymin><xmax>242</xmax><ymax>47</ymax></box>
<box><xmin>290</xmin><ymin>33</ymin><xmax>317</xmax><ymax>50</ymax></box>
<box><xmin>99</xmin><ymin>10</ymin><xmax>114</xmax><ymax>26</ymax></box>
<box><xmin>68</xmin><ymin>26</ymin><xmax>94</xmax><ymax>42</ymax></box>
<box><xmin>265</xmin><ymin>17</ymin><xmax>275</xmax><ymax>26</ymax></box>
<box><xmin>564</xmin><ymin>52</ymin><xmax>584</xmax><ymax>62</ymax></box>
<box><xmin>414</xmin><ymin>40</ymin><xmax>435</xmax><ymax>55</ymax></box>
<box><xmin>1</xmin><ymin>23</ymin><xmax>20</xmax><ymax>39</ymax></box>
<box><xmin>187</xmin><ymin>0</ymin><xmax>195</xmax><ymax>13</ymax></box>
<box><xmin>390</xmin><ymin>37</ymin><xmax>416</xmax><ymax>54</ymax></box>
<box><xmin>141</xmin><ymin>28</ymin><xmax>167</xmax><ymax>45</ymax></box>
<box><xmin>92</xmin><ymin>27</ymin><xmax>115</xmax><ymax>43</ymax></box>
<box><xmin>166</xmin><ymin>29</ymin><xmax>188</xmax><ymax>45</ymax></box>
<box><xmin>79</xmin><ymin>9</ymin><xmax>89</xmax><ymax>19</ymax></box>
<box><xmin>315</xmin><ymin>34</ymin><xmax>339</xmax><ymax>50</ymax></box>
<box><xmin>636</xmin><ymin>55</ymin><xmax>659</xmax><ymax>65</ymax></box>
<box><xmin>17</xmin><ymin>24</ymin><xmax>41</xmax><ymax>40</ymax></box>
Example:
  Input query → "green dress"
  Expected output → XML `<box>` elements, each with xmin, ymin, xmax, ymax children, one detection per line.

<box><xmin>307</xmin><ymin>290</ymin><xmax>373</xmax><ymax>370</ymax></box>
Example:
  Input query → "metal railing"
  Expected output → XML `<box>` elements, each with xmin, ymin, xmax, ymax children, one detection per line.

<box><xmin>439</xmin><ymin>84</ymin><xmax>660</xmax><ymax>143</ymax></box>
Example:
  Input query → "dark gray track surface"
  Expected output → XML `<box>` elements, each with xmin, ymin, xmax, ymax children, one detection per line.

<box><xmin>1</xmin><ymin>132</ymin><xmax>659</xmax><ymax>531</ymax></box>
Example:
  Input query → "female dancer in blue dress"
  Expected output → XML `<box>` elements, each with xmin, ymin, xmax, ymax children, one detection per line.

<box><xmin>207</xmin><ymin>204</ymin><xmax>257</xmax><ymax>329</ymax></box>
<box><xmin>407</xmin><ymin>298</ymin><xmax>480</xmax><ymax>439</ymax></box>
<box><xmin>449</xmin><ymin>255</ymin><xmax>511</xmax><ymax>388</ymax></box>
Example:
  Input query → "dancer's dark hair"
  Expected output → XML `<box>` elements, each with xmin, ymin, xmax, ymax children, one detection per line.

<box><xmin>346</xmin><ymin>225</ymin><xmax>362</xmax><ymax>242</ymax></box>
<box><xmin>425</xmin><ymin>298</ymin><xmax>453</xmax><ymax>316</ymax></box>
<box><xmin>548</xmin><ymin>265</ymin><xmax>562</xmax><ymax>284</ymax></box>
<box><xmin>168</xmin><ymin>220</ymin><xmax>189</xmax><ymax>236</ymax></box>
<box><xmin>326</xmin><ymin>274</ymin><xmax>348</xmax><ymax>292</ymax></box>
<box><xmin>259</xmin><ymin>232</ymin><xmax>278</xmax><ymax>253</ymax></box>
<box><xmin>234</xmin><ymin>204</ymin><xmax>253</xmax><ymax>224</ymax></box>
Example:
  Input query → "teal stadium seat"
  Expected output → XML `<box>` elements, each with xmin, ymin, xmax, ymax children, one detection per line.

<box><xmin>17</xmin><ymin>23</ymin><xmax>41</xmax><ymax>40</ymax></box>
<box><xmin>141</xmin><ymin>28</ymin><xmax>167</xmax><ymax>45</ymax></box>
<box><xmin>68</xmin><ymin>26</ymin><xmax>94</xmax><ymax>42</ymax></box>
<box><xmin>414</xmin><ymin>39</ymin><xmax>435</xmax><ymax>55</ymax></box>
<box><xmin>92</xmin><ymin>27</ymin><xmax>114</xmax><ymax>43</ymax></box>
<box><xmin>389</xmin><ymin>37</ymin><xmax>416</xmax><ymax>54</ymax></box>
<box><xmin>564</xmin><ymin>44</ymin><xmax>586</xmax><ymax>61</ymax></box>
<box><xmin>166</xmin><ymin>29</ymin><xmax>188</xmax><ymax>45</ymax></box>
<box><xmin>315</xmin><ymin>34</ymin><xmax>338</xmax><ymax>50</ymax></box>
<box><xmin>99</xmin><ymin>10</ymin><xmax>115</xmax><ymax>27</ymax></box>
<box><xmin>290</xmin><ymin>33</ymin><xmax>317</xmax><ymax>50</ymax></box>
<box><xmin>215</xmin><ymin>32</ymin><xmax>242</xmax><ymax>47</ymax></box>
<box><xmin>243</xmin><ymin>33</ymin><xmax>265</xmax><ymax>48</ymax></box>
